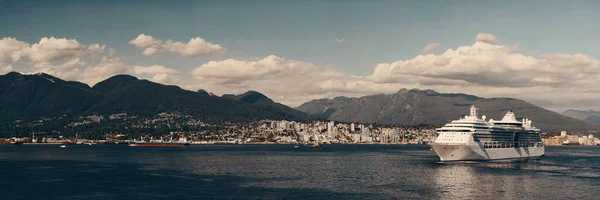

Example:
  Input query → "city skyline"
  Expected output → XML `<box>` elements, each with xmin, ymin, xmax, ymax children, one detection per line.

<box><xmin>1</xmin><ymin>0</ymin><xmax>600</xmax><ymax>112</ymax></box>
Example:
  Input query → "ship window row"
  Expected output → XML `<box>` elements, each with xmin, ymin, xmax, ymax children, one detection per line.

<box><xmin>474</xmin><ymin>136</ymin><xmax>513</xmax><ymax>139</ymax></box>
<box><xmin>446</xmin><ymin>125</ymin><xmax>482</xmax><ymax>128</ymax></box>
<box><xmin>474</xmin><ymin>134</ymin><xmax>513</xmax><ymax>137</ymax></box>
<box><xmin>438</xmin><ymin>129</ymin><xmax>472</xmax><ymax>132</ymax></box>
<box><xmin>446</xmin><ymin>125</ymin><xmax>490</xmax><ymax>129</ymax></box>
<box><xmin>438</xmin><ymin>134</ymin><xmax>468</xmax><ymax>142</ymax></box>
<box><xmin>483</xmin><ymin>142</ymin><xmax>543</xmax><ymax>149</ymax></box>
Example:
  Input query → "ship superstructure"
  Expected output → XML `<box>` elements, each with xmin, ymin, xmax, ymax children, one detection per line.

<box><xmin>430</xmin><ymin>105</ymin><xmax>544</xmax><ymax>161</ymax></box>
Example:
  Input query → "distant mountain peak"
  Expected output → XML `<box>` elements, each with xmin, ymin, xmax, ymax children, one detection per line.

<box><xmin>406</xmin><ymin>88</ymin><xmax>439</xmax><ymax>95</ymax></box>
<box><xmin>196</xmin><ymin>89</ymin><xmax>209</xmax><ymax>95</ymax></box>
<box><xmin>332</xmin><ymin>96</ymin><xmax>351</xmax><ymax>101</ymax></box>
<box><xmin>104</xmin><ymin>74</ymin><xmax>138</xmax><ymax>82</ymax></box>
<box><xmin>296</xmin><ymin>90</ymin><xmax>598</xmax><ymax>132</ymax></box>
<box><xmin>4</xmin><ymin>71</ymin><xmax>21</xmax><ymax>77</ymax></box>
<box><xmin>243</xmin><ymin>90</ymin><xmax>263</xmax><ymax>95</ymax></box>
<box><xmin>0</xmin><ymin>73</ymin><xmax>310</xmax><ymax>132</ymax></box>
<box><xmin>563</xmin><ymin>109</ymin><xmax>600</xmax><ymax>123</ymax></box>
<box><xmin>237</xmin><ymin>91</ymin><xmax>274</xmax><ymax>104</ymax></box>
<box><xmin>92</xmin><ymin>74</ymin><xmax>139</xmax><ymax>93</ymax></box>
<box><xmin>35</xmin><ymin>73</ymin><xmax>61</xmax><ymax>83</ymax></box>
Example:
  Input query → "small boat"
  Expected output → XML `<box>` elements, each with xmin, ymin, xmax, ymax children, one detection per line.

<box><xmin>313</xmin><ymin>143</ymin><xmax>321</xmax><ymax>148</ymax></box>
<box><xmin>60</xmin><ymin>145</ymin><xmax>67</xmax><ymax>148</ymax></box>
<box><xmin>294</xmin><ymin>145</ymin><xmax>299</xmax><ymax>149</ymax></box>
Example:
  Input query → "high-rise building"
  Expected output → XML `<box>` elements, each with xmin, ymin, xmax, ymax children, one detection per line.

<box><xmin>560</xmin><ymin>131</ymin><xmax>567</xmax><ymax>137</ymax></box>
<box><xmin>327</xmin><ymin>121</ymin><xmax>335</xmax><ymax>136</ymax></box>
<box><xmin>279</xmin><ymin>120</ymin><xmax>289</xmax><ymax>130</ymax></box>
<box><xmin>270</xmin><ymin>121</ymin><xmax>277</xmax><ymax>129</ymax></box>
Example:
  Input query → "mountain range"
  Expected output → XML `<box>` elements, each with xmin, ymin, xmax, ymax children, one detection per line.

<box><xmin>1</xmin><ymin>72</ymin><xmax>598</xmax><ymax>134</ymax></box>
<box><xmin>0</xmin><ymin>72</ymin><xmax>308</xmax><ymax>123</ymax></box>
<box><xmin>296</xmin><ymin>89</ymin><xmax>600</xmax><ymax>132</ymax></box>
<box><xmin>562</xmin><ymin>109</ymin><xmax>600</xmax><ymax>124</ymax></box>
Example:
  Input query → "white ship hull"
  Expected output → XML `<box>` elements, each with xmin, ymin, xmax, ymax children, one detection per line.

<box><xmin>430</xmin><ymin>105</ymin><xmax>545</xmax><ymax>162</ymax></box>
<box><xmin>430</xmin><ymin>143</ymin><xmax>545</xmax><ymax>162</ymax></box>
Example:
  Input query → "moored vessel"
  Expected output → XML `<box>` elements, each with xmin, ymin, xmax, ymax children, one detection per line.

<box><xmin>430</xmin><ymin>105</ymin><xmax>544</xmax><ymax>162</ymax></box>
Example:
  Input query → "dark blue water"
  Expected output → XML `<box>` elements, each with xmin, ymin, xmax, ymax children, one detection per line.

<box><xmin>0</xmin><ymin>145</ymin><xmax>599</xmax><ymax>199</ymax></box>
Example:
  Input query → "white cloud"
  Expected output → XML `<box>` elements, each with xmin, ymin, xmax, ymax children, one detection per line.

<box><xmin>163</xmin><ymin>37</ymin><xmax>225</xmax><ymax>57</ymax></box>
<box><xmin>0</xmin><ymin>64</ymin><xmax>14</xmax><ymax>74</ymax></box>
<box><xmin>131</xmin><ymin>65</ymin><xmax>178</xmax><ymax>75</ymax></box>
<box><xmin>22</xmin><ymin>37</ymin><xmax>105</xmax><ymax>63</ymax></box>
<box><xmin>364</xmin><ymin>37</ymin><xmax>600</xmax><ymax>111</ymax></box>
<box><xmin>79</xmin><ymin>56</ymin><xmax>129</xmax><ymax>85</ymax></box>
<box><xmin>185</xmin><ymin>34</ymin><xmax>600</xmax><ymax>109</ymax></box>
<box><xmin>0</xmin><ymin>37</ymin><xmax>29</xmax><ymax>65</ymax></box>
<box><xmin>334</xmin><ymin>38</ymin><xmax>345</xmax><ymax>43</ymax></box>
<box><xmin>129</xmin><ymin>34</ymin><xmax>225</xmax><ymax>57</ymax></box>
<box><xmin>5</xmin><ymin>33</ymin><xmax>600</xmax><ymax>111</ymax></box>
<box><xmin>476</xmin><ymin>33</ymin><xmax>499</xmax><ymax>44</ymax></box>
<box><xmin>0</xmin><ymin>36</ymin><xmax>110</xmax><ymax>84</ymax></box>
<box><xmin>142</xmin><ymin>47</ymin><xmax>160</xmax><ymax>56</ymax></box>
<box><xmin>29</xmin><ymin>58</ymin><xmax>87</xmax><ymax>81</ymax></box>
<box><xmin>151</xmin><ymin>73</ymin><xmax>180</xmax><ymax>85</ymax></box>
<box><xmin>420</xmin><ymin>42</ymin><xmax>440</xmax><ymax>54</ymax></box>
<box><xmin>369</xmin><ymin>41</ymin><xmax>600</xmax><ymax>89</ymax></box>
<box><xmin>188</xmin><ymin>55</ymin><xmax>361</xmax><ymax>106</ymax></box>
<box><xmin>128</xmin><ymin>34</ymin><xmax>162</xmax><ymax>48</ymax></box>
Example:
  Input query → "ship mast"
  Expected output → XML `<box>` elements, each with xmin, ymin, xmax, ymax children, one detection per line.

<box><xmin>470</xmin><ymin>105</ymin><xmax>478</xmax><ymax>118</ymax></box>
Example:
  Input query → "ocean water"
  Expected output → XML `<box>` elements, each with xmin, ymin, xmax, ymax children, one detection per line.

<box><xmin>0</xmin><ymin>144</ymin><xmax>598</xmax><ymax>200</ymax></box>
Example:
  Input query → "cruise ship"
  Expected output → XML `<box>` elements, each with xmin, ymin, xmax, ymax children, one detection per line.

<box><xmin>430</xmin><ymin>105</ymin><xmax>544</xmax><ymax>161</ymax></box>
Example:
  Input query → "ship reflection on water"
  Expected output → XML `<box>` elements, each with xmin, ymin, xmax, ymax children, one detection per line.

<box><xmin>434</xmin><ymin>164</ymin><xmax>477</xmax><ymax>199</ymax></box>
<box><xmin>434</xmin><ymin>160</ymin><xmax>543</xmax><ymax>199</ymax></box>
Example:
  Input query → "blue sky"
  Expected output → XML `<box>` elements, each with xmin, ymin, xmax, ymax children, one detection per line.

<box><xmin>2</xmin><ymin>0</ymin><xmax>598</xmax><ymax>74</ymax></box>
<box><xmin>1</xmin><ymin>0</ymin><xmax>600</xmax><ymax>110</ymax></box>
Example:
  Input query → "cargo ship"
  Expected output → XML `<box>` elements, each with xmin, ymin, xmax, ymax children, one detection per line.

<box><xmin>128</xmin><ymin>141</ymin><xmax>190</xmax><ymax>147</ymax></box>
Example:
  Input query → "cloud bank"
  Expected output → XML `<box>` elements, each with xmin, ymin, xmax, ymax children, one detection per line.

<box><xmin>2</xmin><ymin>33</ymin><xmax>600</xmax><ymax>111</ymax></box>
<box><xmin>0</xmin><ymin>36</ymin><xmax>181</xmax><ymax>86</ymax></box>
<box><xmin>129</xmin><ymin>34</ymin><xmax>225</xmax><ymax>57</ymax></box>
<box><xmin>476</xmin><ymin>32</ymin><xmax>499</xmax><ymax>44</ymax></box>
<box><xmin>185</xmin><ymin>33</ymin><xmax>600</xmax><ymax>110</ymax></box>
